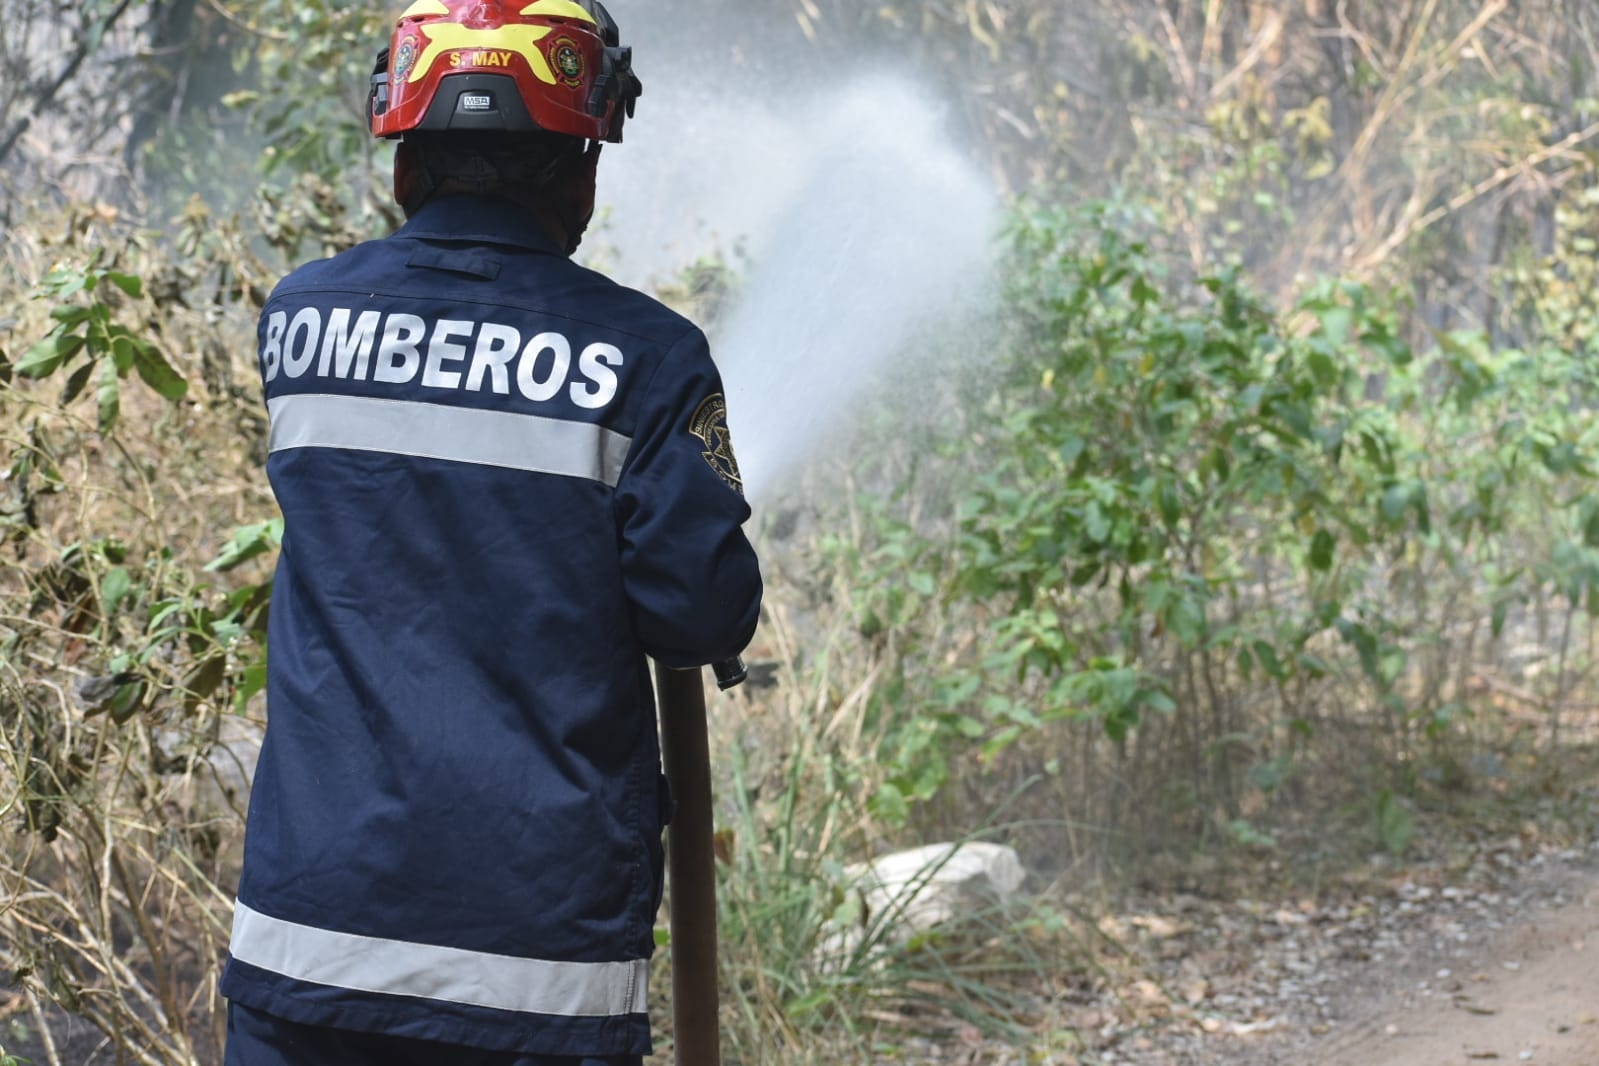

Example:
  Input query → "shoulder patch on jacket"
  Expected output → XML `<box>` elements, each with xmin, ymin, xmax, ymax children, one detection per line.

<box><xmin>689</xmin><ymin>394</ymin><xmax>743</xmax><ymax>495</ymax></box>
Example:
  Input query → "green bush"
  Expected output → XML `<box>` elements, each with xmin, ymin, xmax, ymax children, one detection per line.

<box><xmin>838</xmin><ymin>197</ymin><xmax>1599</xmax><ymax>854</ymax></box>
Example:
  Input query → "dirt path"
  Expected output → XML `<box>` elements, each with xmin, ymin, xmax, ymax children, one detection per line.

<box><xmin>1205</xmin><ymin>856</ymin><xmax>1599</xmax><ymax>1066</ymax></box>
<box><xmin>1068</xmin><ymin>841</ymin><xmax>1599</xmax><ymax>1066</ymax></box>
<box><xmin>1295</xmin><ymin>879</ymin><xmax>1599</xmax><ymax>1066</ymax></box>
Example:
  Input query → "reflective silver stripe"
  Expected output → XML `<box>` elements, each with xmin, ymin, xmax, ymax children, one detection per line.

<box><xmin>229</xmin><ymin>901</ymin><xmax>648</xmax><ymax>1017</ymax></box>
<box><xmin>267</xmin><ymin>393</ymin><xmax>631</xmax><ymax>488</ymax></box>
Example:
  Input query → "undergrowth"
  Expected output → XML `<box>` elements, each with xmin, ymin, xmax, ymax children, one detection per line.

<box><xmin>3</xmin><ymin>5</ymin><xmax>1599</xmax><ymax>1059</ymax></box>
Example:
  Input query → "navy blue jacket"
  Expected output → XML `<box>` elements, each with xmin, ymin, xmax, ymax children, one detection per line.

<box><xmin>220</xmin><ymin>194</ymin><xmax>762</xmax><ymax>1057</ymax></box>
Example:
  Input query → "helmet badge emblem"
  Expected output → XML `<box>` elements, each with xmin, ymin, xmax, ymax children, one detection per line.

<box><xmin>393</xmin><ymin>35</ymin><xmax>419</xmax><ymax>83</ymax></box>
<box><xmin>551</xmin><ymin>37</ymin><xmax>585</xmax><ymax>87</ymax></box>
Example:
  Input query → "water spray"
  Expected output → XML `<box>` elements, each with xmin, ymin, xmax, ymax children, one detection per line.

<box><xmin>711</xmin><ymin>78</ymin><xmax>999</xmax><ymax>504</ymax></box>
<box><xmin>602</xmin><ymin>74</ymin><xmax>999</xmax><ymax>503</ymax></box>
<box><xmin>615</xmin><ymin>68</ymin><xmax>998</xmax><ymax>1066</ymax></box>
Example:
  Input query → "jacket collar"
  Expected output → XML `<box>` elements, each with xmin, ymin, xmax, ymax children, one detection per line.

<box><xmin>395</xmin><ymin>195</ymin><xmax>563</xmax><ymax>255</ymax></box>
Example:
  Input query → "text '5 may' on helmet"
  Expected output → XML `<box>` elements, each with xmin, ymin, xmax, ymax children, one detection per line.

<box><xmin>368</xmin><ymin>0</ymin><xmax>642</xmax><ymax>143</ymax></box>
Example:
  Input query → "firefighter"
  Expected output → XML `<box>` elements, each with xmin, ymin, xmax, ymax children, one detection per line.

<box><xmin>219</xmin><ymin>1</ymin><xmax>762</xmax><ymax>1063</ymax></box>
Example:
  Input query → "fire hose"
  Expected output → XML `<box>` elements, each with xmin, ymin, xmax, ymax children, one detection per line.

<box><xmin>655</xmin><ymin>656</ymin><xmax>744</xmax><ymax>1066</ymax></box>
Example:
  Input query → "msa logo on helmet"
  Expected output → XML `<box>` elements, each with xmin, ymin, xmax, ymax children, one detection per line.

<box><xmin>449</xmin><ymin>49</ymin><xmax>516</xmax><ymax>68</ymax></box>
<box><xmin>460</xmin><ymin>93</ymin><xmax>494</xmax><ymax>112</ymax></box>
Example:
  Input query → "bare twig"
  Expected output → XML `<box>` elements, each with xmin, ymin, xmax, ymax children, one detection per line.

<box><xmin>1347</xmin><ymin>117</ymin><xmax>1599</xmax><ymax>279</ymax></box>
<box><xmin>26</xmin><ymin>988</ymin><xmax>63</xmax><ymax>1066</ymax></box>
<box><xmin>1156</xmin><ymin>4</ymin><xmax>1199</xmax><ymax>105</ymax></box>
<box><xmin>198</xmin><ymin>0</ymin><xmax>291</xmax><ymax>42</ymax></box>
<box><xmin>0</xmin><ymin>0</ymin><xmax>137</xmax><ymax>171</ymax></box>
<box><xmin>1209</xmin><ymin>10</ymin><xmax>1286</xmax><ymax>103</ymax></box>
<box><xmin>1418</xmin><ymin>0</ymin><xmax>1512</xmax><ymax>90</ymax></box>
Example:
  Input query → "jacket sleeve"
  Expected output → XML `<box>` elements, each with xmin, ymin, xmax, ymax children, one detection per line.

<box><xmin>614</xmin><ymin>327</ymin><xmax>762</xmax><ymax>667</ymax></box>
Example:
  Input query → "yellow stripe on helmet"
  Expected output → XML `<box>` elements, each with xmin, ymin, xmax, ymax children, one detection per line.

<box><xmin>410</xmin><ymin>22</ymin><xmax>557</xmax><ymax>84</ymax></box>
<box><xmin>400</xmin><ymin>0</ymin><xmax>450</xmax><ymax>18</ymax></box>
<box><xmin>519</xmin><ymin>0</ymin><xmax>598</xmax><ymax>23</ymax></box>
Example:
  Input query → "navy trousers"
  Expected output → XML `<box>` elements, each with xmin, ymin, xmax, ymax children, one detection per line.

<box><xmin>224</xmin><ymin>1002</ymin><xmax>646</xmax><ymax>1066</ymax></box>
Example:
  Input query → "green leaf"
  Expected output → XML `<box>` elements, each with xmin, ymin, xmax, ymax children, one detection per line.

<box><xmin>1376</xmin><ymin>790</ymin><xmax>1413</xmax><ymax>855</ymax></box>
<box><xmin>1305</xmin><ymin>346</ymin><xmax>1338</xmax><ymax>388</ymax></box>
<box><xmin>43</xmin><ymin>267</ymin><xmax>90</xmax><ymax>299</ymax></box>
<box><xmin>1380</xmin><ymin>485</ymin><xmax>1410</xmax><ymax>524</ymax></box>
<box><xmin>1308</xmin><ymin>527</ymin><xmax>1336</xmax><ymax>571</ymax></box>
<box><xmin>101</xmin><ymin>566</ymin><xmax>133</xmax><ymax>615</ymax></box>
<box><xmin>953</xmin><ymin>713</ymin><xmax>985</xmax><ymax>739</ymax></box>
<box><xmin>148</xmin><ymin>599</ymin><xmax>186</xmax><ymax>627</ymax></box>
<box><xmin>1318</xmin><ymin>306</ymin><xmax>1353</xmax><ymax>345</ymax></box>
<box><xmin>50</xmin><ymin>305</ymin><xmax>93</xmax><ymax>328</ymax></box>
<box><xmin>184</xmin><ymin>655</ymin><xmax>229</xmax><ymax>712</ymax></box>
<box><xmin>1491</xmin><ymin>598</ymin><xmax>1512</xmax><ymax>638</ymax></box>
<box><xmin>1156</xmin><ymin>479</ymin><xmax>1182</xmax><ymax>527</ymax></box>
<box><xmin>1227</xmin><ymin>818</ymin><xmax>1277</xmax><ymax>850</ymax></box>
<box><xmin>786</xmin><ymin>988</ymin><xmax>835</xmax><ymax>1018</ymax></box>
<box><xmin>1252</xmin><ymin>640</ymin><xmax>1287</xmax><ymax>680</ymax></box>
<box><xmin>1103</xmin><ymin>703</ymin><xmax>1139</xmax><ymax>742</ymax></box>
<box><xmin>104</xmin><ymin>271</ymin><xmax>144</xmax><ymax>298</ymax></box>
<box><xmin>15</xmin><ymin>332</ymin><xmax>85</xmax><ymax>378</ymax></box>
<box><xmin>1296</xmin><ymin>654</ymin><xmax>1331</xmax><ymax>680</ymax></box>
<box><xmin>108</xmin><ymin>332</ymin><xmax>136</xmax><ymax>374</ymax></box>
<box><xmin>1250</xmin><ymin>756</ymin><xmax>1295</xmax><ymax>794</ymax></box>
<box><xmin>109</xmin><ymin>680</ymin><xmax>146</xmax><ymax>724</ymax></box>
<box><xmin>96</xmin><ymin>358</ymin><xmax>121</xmax><ymax>433</ymax></box>
<box><xmin>1141</xmin><ymin>687</ymin><xmax>1176</xmax><ymax>714</ymax></box>
<box><xmin>130</xmin><ymin>339</ymin><xmax>188</xmax><ymax>401</ymax></box>
<box><xmin>980</xmin><ymin>724</ymin><xmax>1024</xmax><ymax>761</ymax></box>
<box><xmin>1060</xmin><ymin>434</ymin><xmax>1087</xmax><ymax>470</ymax></box>
<box><xmin>871</xmin><ymin>781</ymin><xmax>911</xmax><ymax>826</ymax></box>
<box><xmin>234</xmin><ymin>661</ymin><xmax>269</xmax><ymax>712</ymax></box>
<box><xmin>1336</xmin><ymin>618</ymin><xmax>1383</xmax><ymax>686</ymax></box>
<box><xmin>60</xmin><ymin>360</ymin><xmax>94</xmax><ymax>405</ymax></box>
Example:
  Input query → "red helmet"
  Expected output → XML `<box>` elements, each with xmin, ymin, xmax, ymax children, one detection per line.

<box><xmin>368</xmin><ymin>0</ymin><xmax>641</xmax><ymax>143</ymax></box>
